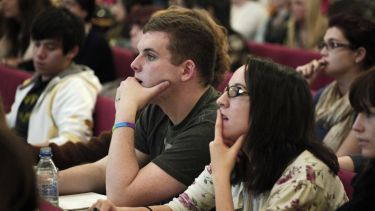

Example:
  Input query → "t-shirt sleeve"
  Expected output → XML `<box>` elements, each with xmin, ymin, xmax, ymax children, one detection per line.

<box><xmin>134</xmin><ymin>108</ymin><xmax>150</xmax><ymax>154</ymax></box>
<box><xmin>153</xmin><ymin>122</ymin><xmax>214</xmax><ymax>186</ymax></box>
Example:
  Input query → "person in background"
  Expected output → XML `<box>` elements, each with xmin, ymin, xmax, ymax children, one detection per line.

<box><xmin>58</xmin><ymin>7</ymin><xmax>224</xmax><ymax>206</ymax></box>
<box><xmin>6</xmin><ymin>7</ymin><xmax>102</xmax><ymax>146</ymax></box>
<box><xmin>296</xmin><ymin>14</ymin><xmax>375</xmax><ymax>156</ymax></box>
<box><xmin>90</xmin><ymin>56</ymin><xmax>348</xmax><ymax>211</ymax></box>
<box><xmin>337</xmin><ymin>67</ymin><xmax>375</xmax><ymax>210</ymax></box>
<box><xmin>264</xmin><ymin>0</ymin><xmax>290</xmax><ymax>45</ymax></box>
<box><xmin>287</xmin><ymin>0</ymin><xmax>327</xmax><ymax>49</ymax></box>
<box><xmin>0</xmin><ymin>0</ymin><xmax>51</xmax><ymax>69</ymax></box>
<box><xmin>230</xmin><ymin>0</ymin><xmax>269</xmax><ymax>42</ymax></box>
<box><xmin>62</xmin><ymin>0</ymin><xmax>117</xmax><ymax>84</ymax></box>
<box><xmin>124</xmin><ymin>5</ymin><xmax>163</xmax><ymax>52</ymax></box>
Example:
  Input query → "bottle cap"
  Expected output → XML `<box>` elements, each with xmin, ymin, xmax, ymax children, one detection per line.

<box><xmin>39</xmin><ymin>147</ymin><xmax>52</xmax><ymax>157</ymax></box>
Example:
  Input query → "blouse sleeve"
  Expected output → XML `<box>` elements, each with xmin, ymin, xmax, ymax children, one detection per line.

<box><xmin>262</xmin><ymin>165</ymin><xmax>347</xmax><ymax>210</ymax></box>
<box><xmin>167</xmin><ymin>165</ymin><xmax>216</xmax><ymax>211</ymax></box>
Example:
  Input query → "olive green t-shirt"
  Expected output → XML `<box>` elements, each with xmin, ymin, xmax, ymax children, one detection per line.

<box><xmin>135</xmin><ymin>86</ymin><xmax>220</xmax><ymax>186</ymax></box>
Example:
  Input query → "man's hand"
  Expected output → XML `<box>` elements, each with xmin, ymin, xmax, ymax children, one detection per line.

<box><xmin>114</xmin><ymin>77</ymin><xmax>170</xmax><ymax>120</ymax></box>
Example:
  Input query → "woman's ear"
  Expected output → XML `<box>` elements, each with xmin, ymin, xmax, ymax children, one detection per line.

<box><xmin>354</xmin><ymin>47</ymin><xmax>366</xmax><ymax>64</ymax></box>
<box><xmin>180</xmin><ymin>60</ymin><xmax>196</xmax><ymax>82</ymax></box>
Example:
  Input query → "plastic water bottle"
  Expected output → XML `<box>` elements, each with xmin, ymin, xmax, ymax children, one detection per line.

<box><xmin>36</xmin><ymin>147</ymin><xmax>59</xmax><ymax>206</ymax></box>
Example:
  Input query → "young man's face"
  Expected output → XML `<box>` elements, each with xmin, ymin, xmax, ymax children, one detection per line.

<box><xmin>130</xmin><ymin>31</ymin><xmax>184</xmax><ymax>96</ymax></box>
<box><xmin>32</xmin><ymin>39</ymin><xmax>75</xmax><ymax>79</ymax></box>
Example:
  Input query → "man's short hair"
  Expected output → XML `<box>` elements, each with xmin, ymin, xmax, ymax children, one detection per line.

<box><xmin>143</xmin><ymin>7</ymin><xmax>217</xmax><ymax>86</ymax></box>
<box><xmin>31</xmin><ymin>7</ymin><xmax>85</xmax><ymax>54</ymax></box>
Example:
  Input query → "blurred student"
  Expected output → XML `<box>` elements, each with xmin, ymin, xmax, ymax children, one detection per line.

<box><xmin>62</xmin><ymin>0</ymin><xmax>116</xmax><ymax>83</ymax></box>
<box><xmin>6</xmin><ymin>7</ymin><xmax>101</xmax><ymax>146</ymax></box>
<box><xmin>337</xmin><ymin>67</ymin><xmax>375</xmax><ymax>210</ymax></box>
<box><xmin>0</xmin><ymin>0</ymin><xmax>51</xmax><ymax>69</ymax></box>
<box><xmin>297</xmin><ymin>15</ymin><xmax>375</xmax><ymax>156</ymax></box>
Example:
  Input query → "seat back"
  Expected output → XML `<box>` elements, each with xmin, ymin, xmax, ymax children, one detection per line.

<box><xmin>0</xmin><ymin>65</ymin><xmax>32</xmax><ymax>113</ymax></box>
<box><xmin>112</xmin><ymin>47</ymin><xmax>134</xmax><ymax>79</ymax></box>
<box><xmin>216</xmin><ymin>71</ymin><xmax>233</xmax><ymax>93</ymax></box>
<box><xmin>248</xmin><ymin>42</ymin><xmax>334</xmax><ymax>91</ymax></box>
<box><xmin>93</xmin><ymin>95</ymin><xmax>115</xmax><ymax>136</ymax></box>
<box><xmin>338</xmin><ymin>169</ymin><xmax>356</xmax><ymax>200</ymax></box>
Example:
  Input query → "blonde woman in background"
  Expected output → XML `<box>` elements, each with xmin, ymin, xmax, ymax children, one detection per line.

<box><xmin>287</xmin><ymin>0</ymin><xmax>327</xmax><ymax>49</ymax></box>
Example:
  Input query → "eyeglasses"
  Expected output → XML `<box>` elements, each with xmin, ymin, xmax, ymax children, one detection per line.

<box><xmin>318</xmin><ymin>40</ymin><xmax>355</xmax><ymax>51</ymax></box>
<box><xmin>225</xmin><ymin>85</ymin><xmax>249</xmax><ymax>98</ymax></box>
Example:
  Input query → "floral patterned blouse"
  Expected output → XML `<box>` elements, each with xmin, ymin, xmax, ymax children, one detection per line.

<box><xmin>167</xmin><ymin>150</ymin><xmax>348</xmax><ymax>211</ymax></box>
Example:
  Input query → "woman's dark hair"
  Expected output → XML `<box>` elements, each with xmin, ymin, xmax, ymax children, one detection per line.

<box><xmin>2</xmin><ymin>0</ymin><xmax>51</xmax><ymax>57</ymax></box>
<box><xmin>349</xmin><ymin>67</ymin><xmax>375</xmax><ymax>115</ymax></box>
<box><xmin>233</xmin><ymin>56</ymin><xmax>339</xmax><ymax>194</ymax></box>
<box><xmin>329</xmin><ymin>14</ymin><xmax>375</xmax><ymax>69</ymax></box>
<box><xmin>0</xmin><ymin>97</ymin><xmax>38</xmax><ymax>210</ymax></box>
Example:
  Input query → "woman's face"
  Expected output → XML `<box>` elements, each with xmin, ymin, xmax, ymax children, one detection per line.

<box><xmin>1</xmin><ymin>0</ymin><xmax>20</xmax><ymax>18</ymax></box>
<box><xmin>217</xmin><ymin>66</ymin><xmax>250</xmax><ymax>144</ymax></box>
<box><xmin>290</xmin><ymin>0</ymin><xmax>305</xmax><ymax>22</ymax></box>
<box><xmin>319</xmin><ymin>27</ymin><xmax>359</xmax><ymax>77</ymax></box>
<box><xmin>352</xmin><ymin>107</ymin><xmax>375</xmax><ymax>158</ymax></box>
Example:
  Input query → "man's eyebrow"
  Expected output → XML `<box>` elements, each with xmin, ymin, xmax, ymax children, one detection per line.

<box><xmin>143</xmin><ymin>48</ymin><xmax>158</xmax><ymax>54</ymax></box>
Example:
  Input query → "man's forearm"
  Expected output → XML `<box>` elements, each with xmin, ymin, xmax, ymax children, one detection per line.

<box><xmin>106</xmin><ymin>109</ymin><xmax>139</xmax><ymax>205</ymax></box>
<box><xmin>59</xmin><ymin>160</ymin><xmax>106</xmax><ymax>195</ymax></box>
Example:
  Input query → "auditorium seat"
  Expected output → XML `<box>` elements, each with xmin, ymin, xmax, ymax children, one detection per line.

<box><xmin>216</xmin><ymin>71</ymin><xmax>233</xmax><ymax>93</ymax></box>
<box><xmin>248</xmin><ymin>42</ymin><xmax>334</xmax><ymax>91</ymax></box>
<box><xmin>338</xmin><ymin>169</ymin><xmax>356</xmax><ymax>200</ymax></box>
<box><xmin>112</xmin><ymin>47</ymin><xmax>134</xmax><ymax>79</ymax></box>
<box><xmin>0</xmin><ymin>65</ymin><xmax>32</xmax><ymax>113</ymax></box>
<box><xmin>93</xmin><ymin>96</ymin><xmax>115</xmax><ymax>136</ymax></box>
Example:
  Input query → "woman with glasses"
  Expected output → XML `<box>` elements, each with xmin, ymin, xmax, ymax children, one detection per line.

<box><xmin>296</xmin><ymin>14</ymin><xmax>375</xmax><ymax>156</ymax></box>
<box><xmin>90</xmin><ymin>56</ymin><xmax>347</xmax><ymax>211</ymax></box>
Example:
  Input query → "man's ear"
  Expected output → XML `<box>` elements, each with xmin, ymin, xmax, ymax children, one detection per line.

<box><xmin>66</xmin><ymin>45</ymin><xmax>79</xmax><ymax>61</ymax></box>
<box><xmin>180</xmin><ymin>59</ymin><xmax>196</xmax><ymax>82</ymax></box>
<box><xmin>354</xmin><ymin>47</ymin><xmax>366</xmax><ymax>64</ymax></box>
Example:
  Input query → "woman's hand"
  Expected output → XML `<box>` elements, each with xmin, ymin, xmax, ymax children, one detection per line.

<box><xmin>89</xmin><ymin>199</ymin><xmax>118</xmax><ymax>211</ymax></box>
<box><xmin>296</xmin><ymin>58</ymin><xmax>328</xmax><ymax>82</ymax></box>
<box><xmin>209</xmin><ymin>110</ymin><xmax>245</xmax><ymax>178</ymax></box>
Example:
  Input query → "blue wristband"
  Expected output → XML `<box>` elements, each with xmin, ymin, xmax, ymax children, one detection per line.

<box><xmin>112</xmin><ymin>122</ymin><xmax>136</xmax><ymax>132</ymax></box>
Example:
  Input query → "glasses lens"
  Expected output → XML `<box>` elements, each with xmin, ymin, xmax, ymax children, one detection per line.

<box><xmin>318</xmin><ymin>42</ymin><xmax>326</xmax><ymax>50</ymax></box>
<box><xmin>227</xmin><ymin>86</ymin><xmax>238</xmax><ymax>97</ymax></box>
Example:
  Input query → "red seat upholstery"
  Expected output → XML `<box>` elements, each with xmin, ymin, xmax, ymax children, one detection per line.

<box><xmin>0</xmin><ymin>65</ymin><xmax>32</xmax><ymax>113</ymax></box>
<box><xmin>216</xmin><ymin>71</ymin><xmax>233</xmax><ymax>93</ymax></box>
<box><xmin>112</xmin><ymin>47</ymin><xmax>134</xmax><ymax>79</ymax></box>
<box><xmin>338</xmin><ymin>169</ymin><xmax>356</xmax><ymax>200</ymax></box>
<box><xmin>93</xmin><ymin>95</ymin><xmax>115</xmax><ymax>136</ymax></box>
<box><xmin>38</xmin><ymin>198</ymin><xmax>61</xmax><ymax>211</ymax></box>
<box><xmin>248</xmin><ymin>42</ymin><xmax>334</xmax><ymax>91</ymax></box>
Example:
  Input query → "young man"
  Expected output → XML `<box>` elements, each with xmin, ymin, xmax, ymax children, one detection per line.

<box><xmin>6</xmin><ymin>8</ymin><xmax>102</xmax><ymax>146</ymax></box>
<box><xmin>59</xmin><ymin>7</ymin><xmax>222</xmax><ymax>206</ymax></box>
